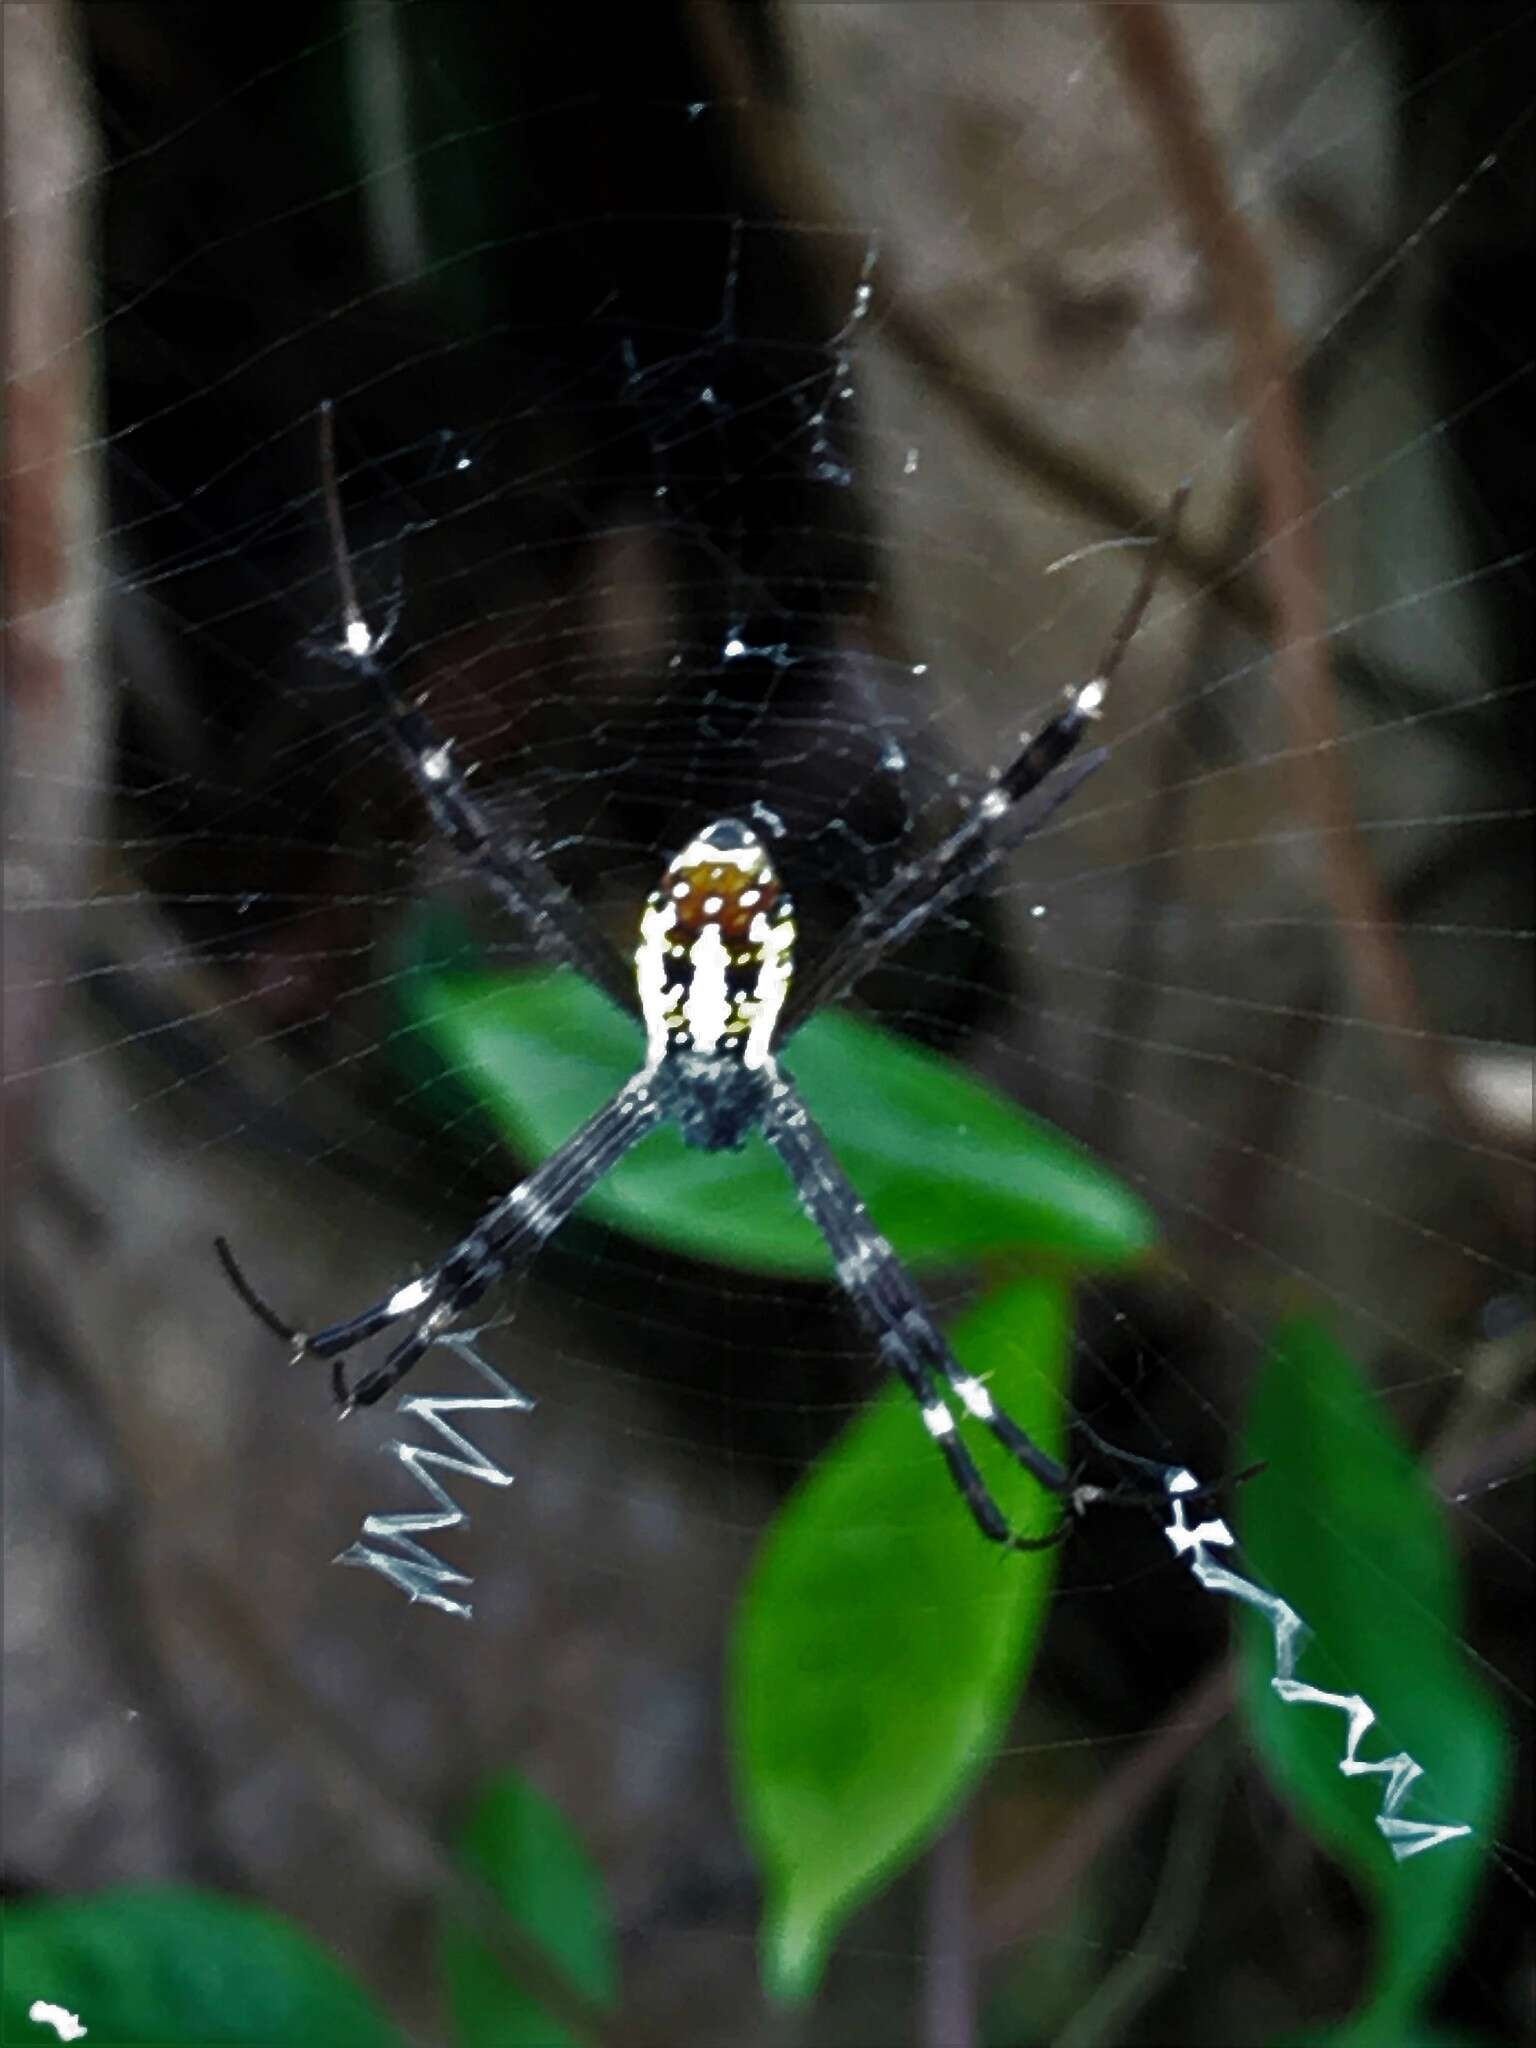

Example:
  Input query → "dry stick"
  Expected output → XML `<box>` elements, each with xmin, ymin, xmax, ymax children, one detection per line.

<box><xmin>1101</xmin><ymin>4</ymin><xmax>1531</xmax><ymax>1234</ymax></box>
<box><xmin>980</xmin><ymin>1656</ymin><xmax>1236</xmax><ymax>1957</ymax></box>
<box><xmin>923</xmin><ymin>1810</ymin><xmax>979</xmax><ymax>2048</ymax></box>
<box><xmin>1050</xmin><ymin>1738</ymin><xmax>1232</xmax><ymax>2048</ymax></box>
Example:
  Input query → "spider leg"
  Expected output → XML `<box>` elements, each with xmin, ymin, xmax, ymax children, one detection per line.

<box><xmin>759</xmin><ymin>1076</ymin><xmax>1254</xmax><ymax>1546</ymax></box>
<box><xmin>214</xmin><ymin>1236</ymin><xmax>301</xmax><ymax>1344</ymax></box>
<box><xmin>316</xmin><ymin>403</ymin><xmax>642</xmax><ymax>1024</ymax></box>
<box><xmin>761</xmin><ymin>1074</ymin><xmax>1071</xmax><ymax>1550</ymax></box>
<box><xmin>218</xmin><ymin>1076</ymin><xmax>662</xmax><ymax>1411</ymax></box>
<box><xmin>781</xmin><ymin>484</ymin><xmax>1188</xmax><ymax>1037</ymax></box>
<box><xmin>372</xmin><ymin>682</ymin><xmax>643</xmax><ymax>1024</ymax></box>
<box><xmin>779</xmin><ymin>750</ymin><xmax>1106</xmax><ymax>1034</ymax></box>
<box><xmin>1071</xmin><ymin>1420</ymin><xmax>1266</xmax><ymax>1517</ymax></box>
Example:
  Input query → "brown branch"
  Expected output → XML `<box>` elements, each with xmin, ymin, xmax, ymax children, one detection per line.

<box><xmin>979</xmin><ymin>1655</ymin><xmax>1236</xmax><ymax>1956</ymax></box>
<box><xmin>923</xmin><ymin>1809</ymin><xmax>978</xmax><ymax>2048</ymax></box>
<box><xmin>1102</xmin><ymin>4</ymin><xmax>1531</xmax><ymax>1232</ymax></box>
<box><xmin>1050</xmin><ymin>1738</ymin><xmax>1231</xmax><ymax>2048</ymax></box>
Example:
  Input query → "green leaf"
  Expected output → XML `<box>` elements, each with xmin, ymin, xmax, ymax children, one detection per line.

<box><xmin>403</xmin><ymin>963</ymin><xmax>1155</xmax><ymax>1277</ymax></box>
<box><xmin>438</xmin><ymin>1771</ymin><xmax>616</xmax><ymax>2048</ymax></box>
<box><xmin>0</xmin><ymin>1888</ymin><xmax>401</xmax><ymax>2046</ymax></box>
<box><xmin>1237</xmin><ymin>1319</ymin><xmax>1508</xmax><ymax>2035</ymax></box>
<box><xmin>730</xmin><ymin>1276</ymin><xmax>1071</xmax><ymax>2002</ymax></box>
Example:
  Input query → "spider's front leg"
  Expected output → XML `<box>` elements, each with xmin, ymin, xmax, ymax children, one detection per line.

<box><xmin>315</xmin><ymin>401</ymin><xmax>643</xmax><ymax>1027</ymax></box>
<box><xmin>218</xmin><ymin>1077</ymin><xmax>662</xmax><ymax>1410</ymax></box>
<box><xmin>780</xmin><ymin>484</ymin><xmax>1188</xmax><ymax>1038</ymax></box>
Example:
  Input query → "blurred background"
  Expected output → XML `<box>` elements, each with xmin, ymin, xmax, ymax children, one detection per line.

<box><xmin>4</xmin><ymin>5</ymin><xmax>1532</xmax><ymax>2043</ymax></box>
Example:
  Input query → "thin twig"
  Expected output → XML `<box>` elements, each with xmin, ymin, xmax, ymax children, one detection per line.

<box><xmin>1049</xmin><ymin>1738</ymin><xmax>1230</xmax><ymax>2048</ymax></box>
<box><xmin>923</xmin><ymin>1809</ymin><xmax>978</xmax><ymax>2048</ymax></box>
<box><xmin>979</xmin><ymin>1655</ymin><xmax>1236</xmax><ymax>1956</ymax></box>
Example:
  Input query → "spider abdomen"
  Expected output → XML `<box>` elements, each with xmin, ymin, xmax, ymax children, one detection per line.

<box><xmin>636</xmin><ymin>817</ymin><xmax>796</xmax><ymax>1079</ymax></box>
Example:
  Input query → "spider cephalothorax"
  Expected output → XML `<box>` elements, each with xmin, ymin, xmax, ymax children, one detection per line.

<box><xmin>638</xmin><ymin>817</ymin><xmax>796</xmax><ymax>1151</ymax></box>
<box><xmin>216</xmin><ymin>414</ymin><xmax>1214</xmax><ymax>1551</ymax></box>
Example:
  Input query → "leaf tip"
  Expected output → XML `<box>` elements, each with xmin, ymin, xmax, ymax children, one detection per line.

<box><xmin>761</xmin><ymin>1890</ymin><xmax>832</xmax><ymax>2007</ymax></box>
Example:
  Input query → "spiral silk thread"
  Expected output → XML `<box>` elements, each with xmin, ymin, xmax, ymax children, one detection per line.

<box><xmin>1164</xmin><ymin>1470</ymin><xmax>1472</xmax><ymax>1861</ymax></box>
<box><xmin>337</xmin><ymin>1336</ymin><xmax>533</xmax><ymax>1618</ymax></box>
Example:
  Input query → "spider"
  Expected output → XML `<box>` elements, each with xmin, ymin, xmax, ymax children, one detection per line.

<box><xmin>218</xmin><ymin>411</ymin><xmax>1208</xmax><ymax>1552</ymax></box>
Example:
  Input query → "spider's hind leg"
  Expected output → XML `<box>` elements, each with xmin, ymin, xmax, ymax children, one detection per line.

<box><xmin>214</xmin><ymin>1236</ymin><xmax>305</xmax><ymax>1352</ymax></box>
<box><xmin>216</xmin><ymin>1232</ymin><xmax>425</xmax><ymax>1396</ymax></box>
<box><xmin>763</xmin><ymin>1077</ymin><xmax>1075</xmax><ymax>1550</ymax></box>
<box><xmin>909</xmin><ymin>1375</ymin><xmax>1071</xmax><ymax>1554</ymax></box>
<box><xmin>1071</xmin><ymin>1421</ymin><xmax>1265</xmax><ymax>1516</ymax></box>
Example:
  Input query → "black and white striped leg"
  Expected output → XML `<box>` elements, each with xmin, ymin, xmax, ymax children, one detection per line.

<box><xmin>780</xmin><ymin>483</ymin><xmax>1188</xmax><ymax>1039</ymax></box>
<box><xmin>761</xmin><ymin>1073</ymin><xmax>1071</xmax><ymax>1550</ymax></box>
<box><xmin>1070</xmin><ymin>1418</ymin><xmax>1260</xmax><ymax>1517</ymax></box>
<box><xmin>779</xmin><ymin>744</ymin><xmax>1107</xmax><ymax>1036</ymax></box>
<box><xmin>316</xmin><ymin>402</ymin><xmax>642</xmax><ymax>1025</ymax></box>
<box><xmin>217</xmin><ymin>1077</ymin><xmax>662</xmax><ymax>1411</ymax></box>
<box><xmin>368</xmin><ymin>672</ymin><xmax>643</xmax><ymax>1024</ymax></box>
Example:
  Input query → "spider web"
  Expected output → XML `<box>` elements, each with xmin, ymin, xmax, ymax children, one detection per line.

<box><xmin>5</xmin><ymin>5</ymin><xmax>1532</xmax><ymax>2044</ymax></box>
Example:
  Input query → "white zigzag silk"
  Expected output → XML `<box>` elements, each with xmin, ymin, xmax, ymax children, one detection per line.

<box><xmin>1164</xmin><ymin>1470</ymin><xmax>1472</xmax><ymax>1861</ymax></box>
<box><xmin>339</xmin><ymin>1374</ymin><xmax>1476</xmax><ymax>1858</ymax></box>
<box><xmin>336</xmin><ymin>1335</ymin><xmax>533</xmax><ymax>1618</ymax></box>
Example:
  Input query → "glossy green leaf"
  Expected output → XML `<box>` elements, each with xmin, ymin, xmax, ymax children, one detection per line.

<box><xmin>438</xmin><ymin>1771</ymin><xmax>616</xmax><ymax>2048</ymax></box>
<box><xmin>0</xmin><ymin>1889</ymin><xmax>400</xmax><ymax>2046</ymax></box>
<box><xmin>1237</xmin><ymin>1319</ymin><xmax>1507</xmax><ymax>2037</ymax></box>
<box><xmin>730</xmin><ymin>1276</ymin><xmax>1071</xmax><ymax>2002</ymax></box>
<box><xmin>404</xmin><ymin>964</ymin><xmax>1155</xmax><ymax>1277</ymax></box>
